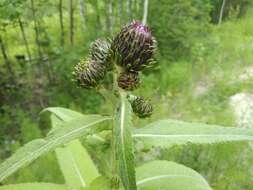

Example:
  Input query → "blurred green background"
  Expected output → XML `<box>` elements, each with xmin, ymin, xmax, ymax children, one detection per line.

<box><xmin>1</xmin><ymin>0</ymin><xmax>253</xmax><ymax>189</ymax></box>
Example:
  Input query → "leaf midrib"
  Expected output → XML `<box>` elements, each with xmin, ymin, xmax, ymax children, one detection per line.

<box><xmin>68</xmin><ymin>148</ymin><xmax>86</xmax><ymax>187</ymax></box>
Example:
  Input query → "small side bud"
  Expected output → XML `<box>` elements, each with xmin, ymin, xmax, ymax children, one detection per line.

<box><xmin>130</xmin><ymin>96</ymin><xmax>153</xmax><ymax>118</ymax></box>
<box><xmin>73</xmin><ymin>59</ymin><xmax>106</xmax><ymax>89</ymax></box>
<box><xmin>117</xmin><ymin>72</ymin><xmax>140</xmax><ymax>91</ymax></box>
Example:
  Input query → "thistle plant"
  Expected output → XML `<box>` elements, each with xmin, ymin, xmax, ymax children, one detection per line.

<box><xmin>1</xmin><ymin>21</ymin><xmax>253</xmax><ymax>190</ymax></box>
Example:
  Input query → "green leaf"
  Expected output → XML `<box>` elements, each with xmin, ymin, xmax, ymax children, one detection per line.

<box><xmin>51</xmin><ymin>115</ymin><xmax>100</xmax><ymax>189</ymax></box>
<box><xmin>42</xmin><ymin>107</ymin><xmax>86</xmax><ymax>121</ymax></box>
<box><xmin>133</xmin><ymin>119</ymin><xmax>253</xmax><ymax>147</ymax></box>
<box><xmin>56</xmin><ymin>140</ymin><xmax>99</xmax><ymax>188</ymax></box>
<box><xmin>114</xmin><ymin>92</ymin><xmax>137</xmax><ymax>190</ymax></box>
<box><xmin>0</xmin><ymin>183</ymin><xmax>68</xmax><ymax>190</ymax></box>
<box><xmin>81</xmin><ymin>176</ymin><xmax>112</xmax><ymax>190</ymax></box>
<box><xmin>0</xmin><ymin>115</ymin><xmax>111</xmax><ymax>182</ymax></box>
<box><xmin>136</xmin><ymin>160</ymin><xmax>212</xmax><ymax>190</ymax></box>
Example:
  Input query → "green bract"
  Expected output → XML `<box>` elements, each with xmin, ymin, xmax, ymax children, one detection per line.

<box><xmin>130</xmin><ymin>96</ymin><xmax>153</xmax><ymax>118</ymax></box>
<box><xmin>117</xmin><ymin>72</ymin><xmax>140</xmax><ymax>91</ymax></box>
<box><xmin>90</xmin><ymin>39</ymin><xmax>111</xmax><ymax>68</ymax></box>
<box><xmin>73</xmin><ymin>59</ymin><xmax>106</xmax><ymax>89</ymax></box>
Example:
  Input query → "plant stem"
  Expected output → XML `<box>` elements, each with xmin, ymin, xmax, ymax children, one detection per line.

<box><xmin>111</xmin><ymin>72</ymin><xmax>120</xmax><ymax>189</ymax></box>
<box><xmin>142</xmin><ymin>0</ymin><xmax>149</xmax><ymax>25</ymax></box>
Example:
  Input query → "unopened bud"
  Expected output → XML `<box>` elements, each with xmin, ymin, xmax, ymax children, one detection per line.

<box><xmin>90</xmin><ymin>39</ymin><xmax>111</xmax><ymax>69</ymax></box>
<box><xmin>117</xmin><ymin>72</ymin><xmax>140</xmax><ymax>91</ymax></box>
<box><xmin>112</xmin><ymin>21</ymin><xmax>156</xmax><ymax>72</ymax></box>
<box><xmin>73</xmin><ymin>59</ymin><xmax>106</xmax><ymax>89</ymax></box>
<box><xmin>130</xmin><ymin>96</ymin><xmax>153</xmax><ymax>118</ymax></box>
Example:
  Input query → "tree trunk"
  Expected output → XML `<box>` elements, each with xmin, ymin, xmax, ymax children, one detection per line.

<box><xmin>94</xmin><ymin>0</ymin><xmax>101</xmax><ymax>34</ymax></box>
<box><xmin>133</xmin><ymin>0</ymin><xmax>140</xmax><ymax>20</ymax></box>
<box><xmin>118</xmin><ymin>0</ymin><xmax>123</xmax><ymax>25</ymax></box>
<box><xmin>18</xmin><ymin>17</ymin><xmax>32</xmax><ymax>62</ymax></box>
<box><xmin>106</xmin><ymin>0</ymin><xmax>113</xmax><ymax>35</ymax></box>
<box><xmin>132</xmin><ymin>0</ymin><xmax>136</xmax><ymax>20</ymax></box>
<box><xmin>218</xmin><ymin>0</ymin><xmax>226</xmax><ymax>25</ymax></box>
<box><xmin>69</xmin><ymin>0</ymin><xmax>74</xmax><ymax>45</ymax></box>
<box><xmin>0</xmin><ymin>36</ymin><xmax>16</xmax><ymax>84</ymax></box>
<box><xmin>79</xmin><ymin>0</ymin><xmax>86</xmax><ymax>32</ymax></box>
<box><xmin>142</xmin><ymin>0</ymin><xmax>149</xmax><ymax>25</ymax></box>
<box><xmin>30</xmin><ymin>0</ymin><xmax>43</xmax><ymax>60</ymax></box>
<box><xmin>238</xmin><ymin>1</ymin><xmax>249</xmax><ymax>18</ymax></box>
<box><xmin>126</xmin><ymin>0</ymin><xmax>132</xmax><ymax>20</ymax></box>
<box><xmin>59</xmin><ymin>0</ymin><xmax>65</xmax><ymax>46</ymax></box>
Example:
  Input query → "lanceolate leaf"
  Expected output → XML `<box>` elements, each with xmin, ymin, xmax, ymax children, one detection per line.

<box><xmin>0</xmin><ymin>183</ymin><xmax>69</xmax><ymax>190</ymax></box>
<box><xmin>136</xmin><ymin>160</ymin><xmax>212</xmax><ymax>190</ymax></box>
<box><xmin>0</xmin><ymin>115</ymin><xmax>111</xmax><ymax>182</ymax></box>
<box><xmin>81</xmin><ymin>176</ymin><xmax>112</xmax><ymax>190</ymax></box>
<box><xmin>114</xmin><ymin>92</ymin><xmax>137</xmax><ymax>190</ymax></box>
<box><xmin>133</xmin><ymin>119</ymin><xmax>253</xmax><ymax>148</ymax></box>
<box><xmin>55</xmin><ymin>140</ymin><xmax>99</xmax><ymax>188</ymax></box>
<box><xmin>51</xmin><ymin>114</ymin><xmax>100</xmax><ymax>189</ymax></box>
<box><xmin>42</xmin><ymin>107</ymin><xmax>85</xmax><ymax>120</ymax></box>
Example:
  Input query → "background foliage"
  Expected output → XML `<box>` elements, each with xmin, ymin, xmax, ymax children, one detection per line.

<box><xmin>1</xmin><ymin>0</ymin><xmax>253</xmax><ymax>189</ymax></box>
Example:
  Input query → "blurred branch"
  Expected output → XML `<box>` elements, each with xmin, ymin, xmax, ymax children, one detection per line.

<box><xmin>142</xmin><ymin>0</ymin><xmax>148</xmax><ymax>25</ymax></box>
<box><xmin>18</xmin><ymin>16</ymin><xmax>32</xmax><ymax>62</ymax></box>
<box><xmin>79</xmin><ymin>0</ymin><xmax>87</xmax><ymax>32</ymax></box>
<box><xmin>69</xmin><ymin>0</ymin><xmax>74</xmax><ymax>45</ymax></box>
<box><xmin>218</xmin><ymin>0</ymin><xmax>226</xmax><ymax>25</ymax></box>
<box><xmin>59</xmin><ymin>0</ymin><xmax>65</xmax><ymax>46</ymax></box>
<box><xmin>126</xmin><ymin>0</ymin><xmax>132</xmax><ymax>20</ymax></box>
<box><xmin>106</xmin><ymin>0</ymin><xmax>113</xmax><ymax>35</ymax></box>
<box><xmin>30</xmin><ymin>0</ymin><xmax>43</xmax><ymax>61</ymax></box>
<box><xmin>118</xmin><ymin>0</ymin><xmax>123</xmax><ymax>25</ymax></box>
<box><xmin>0</xmin><ymin>36</ymin><xmax>16</xmax><ymax>85</ymax></box>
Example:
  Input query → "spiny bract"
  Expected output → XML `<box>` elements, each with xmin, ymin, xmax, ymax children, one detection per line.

<box><xmin>117</xmin><ymin>72</ymin><xmax>140</xmax><ymax>91</ymax></box>
<box><xmin>90</xmin><ymin>39</ymin><xmax>111</xmax><ymax>68</ymax></box>
<box><xmin>111</xmin><ymin>21</ymin><xmax>156</xmax><ymax>72</ymax></box>
<box><xmin>73</xmin><ymin>59</ymin><xmax>106</xmax><ymax>89</ymax></box>
<box><xmin>130</xmin><ymin>96</ymin><xmax>153</xmax><ymax>118</ymax></box>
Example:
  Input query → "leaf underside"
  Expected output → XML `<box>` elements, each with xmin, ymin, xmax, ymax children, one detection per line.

<box><xmin>51</xmin><ymin>112</ymin><xmax>100</xmax><ymax>189</ymax></box>
<box><xmin>0</xmin><ymin>183</ymin><xmax>69</xmax><ymax>190</ymax></box>
<box><xmin>136</xmin><ymin>160</ymin><xmax>212</xmax><ymax>190</ymax></box>
<box><xmin>81</xmin><ymin>176</ymin><xmax>112</xmax><ymax>190</ymax></box>
<box><xmin>133</xmin><ymin>119</ymin><xmax>253</xmax><ymax>147</ymax></box>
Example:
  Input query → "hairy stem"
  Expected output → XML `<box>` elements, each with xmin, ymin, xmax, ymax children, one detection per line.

<box><xmin>111</xmin><ymin>72</ymin><xmax>120</xmax><ymax>189</ymax></box>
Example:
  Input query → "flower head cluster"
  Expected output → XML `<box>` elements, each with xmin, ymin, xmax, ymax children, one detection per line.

<box><xmin>111</xmin><ymin>21</ymin><xmax>156</xmax><ymax>92</ymax></box>
<box><xmin>73</xmin><ymin>21</ymin><xmax>156</xmax><ymax>118</ymax></box>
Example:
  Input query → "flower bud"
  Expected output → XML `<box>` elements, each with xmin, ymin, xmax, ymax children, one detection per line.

<box><xmin>130</xmin><ymin>96</ymin><xmax>153</xmax><ymax>118</ymax></box>
<box><xmin>73</xmin><ymin>59</ymin><xmax>106</xmax><ymax>89</ymax></box>
<box><xmin>117</xmin><ymin>72</ymin><xmax>140</xmax><ymax>91</ymax></box>
<box><xmin>112</xmin><ymin>21</ymin><xmax>156</xmax><ymax>72</ymax></box>
<box><xmin>90</xmin><ymin>39</ymin><xmax>111</xmax><ymax>67</ymax></box>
